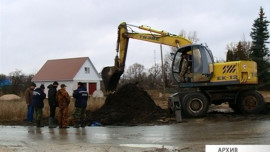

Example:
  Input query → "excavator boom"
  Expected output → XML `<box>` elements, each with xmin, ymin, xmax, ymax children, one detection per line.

<box><xmin>102</xmin><ymin>22</ymin><xmax>192</xmax><ymax>91</ymax></box>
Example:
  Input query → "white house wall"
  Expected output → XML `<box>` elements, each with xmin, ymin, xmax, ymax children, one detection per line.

<box><xmin>73</xmin><ymin>59</ymin><xmax>101</xmax><ymax>90</ymax></box>
<box><xmin>74</xmin><ymin>59</ymin><xmax>101</xmax><ymax>81</ymax></box>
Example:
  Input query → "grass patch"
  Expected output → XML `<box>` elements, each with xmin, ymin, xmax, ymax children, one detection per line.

<box><xmin>0</xmin><ymin>97</ymin><xmax>105</xmax><ymax>121</ymax></box>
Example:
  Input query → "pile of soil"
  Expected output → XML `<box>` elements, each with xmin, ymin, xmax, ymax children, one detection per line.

<box><xmin>0</xmin><ymin>94</ymin><xmax>21</xmax><ymax>101</ymax></box>
<box><xmin>88</xmin><ymin>83</ymin><xmax>168</xmax><ymax>125</ymax></box>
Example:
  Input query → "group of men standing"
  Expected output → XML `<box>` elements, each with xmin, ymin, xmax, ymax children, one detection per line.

<box><xmin>25</xmin><ymin>81</ymin><xmax>89</xmax><ymax>128</ymax></box>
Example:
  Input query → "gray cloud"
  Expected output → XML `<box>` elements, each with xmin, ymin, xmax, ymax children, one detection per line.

<box><xmin>1</xmin><ymin>0</ymin><xmax>269</xmax><ymax>75</ymax></box>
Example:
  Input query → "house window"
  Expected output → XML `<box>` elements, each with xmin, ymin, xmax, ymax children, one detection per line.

<box><xmin>85</xmin><ymin>67</ymin><xmax>90</xmax><ymax>74</ymax></box>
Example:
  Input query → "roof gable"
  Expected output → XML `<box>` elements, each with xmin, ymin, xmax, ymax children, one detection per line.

<box><xmin>32</xmin><ymin>57</ymin><xmax>88</xmax><ymax>81</ymax></box>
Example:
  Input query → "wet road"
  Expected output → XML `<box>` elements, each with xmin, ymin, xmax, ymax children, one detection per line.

<box><xmin>1</xmin><ymin>115</ymin><xmax>270</xmax><ymax>151</ymax></box>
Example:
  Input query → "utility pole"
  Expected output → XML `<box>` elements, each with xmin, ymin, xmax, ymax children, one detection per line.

<box><xmin>160</xmin><ymin>44</ymin><xmax>165</xmax><ymax>92</ymax></box>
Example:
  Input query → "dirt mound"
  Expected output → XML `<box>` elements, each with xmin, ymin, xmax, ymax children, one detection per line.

<box><xmin>0</xmin><ymin>94</ymin><xmax>21</xmax><ymax>101</ymax></box>
<box><xmin>88</xmin><ymin>83</ymin><xmax>167</xmax><ymax>125</ymax></box>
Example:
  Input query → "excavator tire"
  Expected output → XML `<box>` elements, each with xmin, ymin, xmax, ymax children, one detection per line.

<box><xmin>237</xmin><ymin>90</ymin><xmax>266</xmax><ymax>114</ymax></box>
<box><xmin>181</xmin><ymin>92</ymin><xmax>209</xmax><ymax>117</ymax></box>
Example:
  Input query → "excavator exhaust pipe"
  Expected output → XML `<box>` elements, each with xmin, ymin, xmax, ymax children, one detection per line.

<box><xmin>101</xmin><ymin>66</ymin><xmax>123</xmax><ymax>91</ymax></box>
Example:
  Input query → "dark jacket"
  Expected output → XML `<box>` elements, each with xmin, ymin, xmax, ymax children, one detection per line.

<box><xmin>32</xmin><ymin>88</ymin><xmax>46</xmax><ymax>108</ymax></box>
<box><xmin>48</xmin><ymin>84</ymin><xmax>58</xmax><ymax>106</ymax></box>
<box><xmin>73</xmin><ymin>86</ymin><xmax>89</xmax><ymax>108</ymax></box>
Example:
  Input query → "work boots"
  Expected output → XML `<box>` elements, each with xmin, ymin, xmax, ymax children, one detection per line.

<box><xmin>36</xmin><ymin>120</ymin><xmax>44</xmax><ymax>128</ymax></box>
<box><xmin>81</xmin><ymin>121</ymin><xmax>86</xmax><ymax>128</ymax></box>
<box><xmin>74</xmin><ymin>120</ymin><xmax>87</xmax><ymax>128</ymax></box>
<box><xmin>74</xmin><ymin>121</ymin><xmax>80</xmax><ymax>128</ymax></box>
<box><xmin>48</xmin><ymin>117</ymin><xmax>57</xmax><ymax>128</ymax></box>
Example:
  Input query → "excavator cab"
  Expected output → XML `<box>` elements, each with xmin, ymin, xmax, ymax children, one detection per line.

<box><xmin>172</xmin><ymin>44</ymin><xmax>214</xmax><ymax>86</ymax></box>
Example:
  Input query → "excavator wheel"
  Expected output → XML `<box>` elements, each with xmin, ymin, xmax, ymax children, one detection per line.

<box><xmin>237</xmin><ymin>90</ymin><xmax>266</xmax><ymax>114</ymax></box>
<box><xmin>181</xmin><ymin>92</ymin><xmax>209</xmax><ymax>117</ymax></box>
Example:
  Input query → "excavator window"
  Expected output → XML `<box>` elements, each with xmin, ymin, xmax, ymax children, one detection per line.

<box><xmin>172</xmin><ymin>45</ymin><xmax>214</xmax><ymax>84</ymax></box>
<box><xmin>193</xmin><ymin>47</ymin><xmax>202</xmax><ymax>73</ymax></box>
<box><xmin>192</xmin><ymin>45</ymin><xmax>213</xmax><ymax>74</ymax></box>
<box><xmin>172</xmin><ymin>46</ymin><xmax>192</xmax><ymax>83</ymax></box>
<box><xmin>172</xmin><ymin>51</ymin><xmax>181</xmax><ymax>82</ymax></box>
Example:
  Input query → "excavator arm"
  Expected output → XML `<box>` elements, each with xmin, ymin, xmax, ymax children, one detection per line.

<box><xmin>102</xmin><ymin>22</ymin><xmax>192</xmax><ymax>91</ymax></box>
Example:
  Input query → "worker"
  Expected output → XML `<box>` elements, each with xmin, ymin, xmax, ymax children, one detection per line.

<box><xmin>56</xmin><ymin>84</ymin><xmax>70</xmax><ymax>128</ymax></box>
<box><xmin>186</xmin><ymin>51</ymin><xmax>193</xmax><ymax>82</ymax></box>
<box><xmin>25</xmin><ymin>82</ymin><xmax>36</xmax><ymax>122</ymax></box>
<box><xmin>73</xmin><ymin>82</ymin><xmax>89</xmax><ymax>128</ymax></box>
<box><xmin>32</xmin><ymin>84</ymin><xmax>46</xmax><ymax>127</ymax></box>
<box><xmin>179</xmin><ymin>53</ymin><xmax>188</xmax><ymax>82</ymax></box>
<box><xmin>47</xmin><ymin>81</ymin><xmax>59</xmax><ymax>128</ymax></box>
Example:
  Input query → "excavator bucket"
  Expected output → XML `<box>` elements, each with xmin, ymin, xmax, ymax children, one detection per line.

<box><xmin>101</xmin><ymin>66</ymin><xmax>123</xmax><ymax>91</ymax></box>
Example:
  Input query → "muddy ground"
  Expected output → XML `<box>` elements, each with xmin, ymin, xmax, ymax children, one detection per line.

<box><xmin>1</xmin><ymin>110</ymin><xmax>270</xmax><ymax>152</ymax></box>
<box><xmin>1</xmin><ymin>84</ymin><xmax>270</xmax><ymax>152</ymax></box>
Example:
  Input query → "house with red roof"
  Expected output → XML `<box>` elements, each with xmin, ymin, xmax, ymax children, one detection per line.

<box><xmin>32</xmin><ymin>57</ymin><xmax>101</xmax><ymax>96</ymax></box>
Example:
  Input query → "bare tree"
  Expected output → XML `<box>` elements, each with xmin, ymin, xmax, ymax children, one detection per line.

<box><xmin>241</xmin><ymin>35</ymin><xmax>252</xmax><ymax>58</ymax></box>
<box><xmin>226</xmin><ymin>39</ymin><xmax>251</xmax><ymax>61</ymax></box>
<box><xmin>5</xmin><ymin>70</ymin><xmax>34</xmax><ymax>96</ymax></box>
<box><xmin>125</xmin><ymin>63</ymin><xmax>146</xmax><ymax>83</ymax></box>
<box><xmin>179</xmin><ymin>30</ymin><xmax>199</xmax><ymax>43</ymax></box>
<box><xmin>148</xmin><ymin>64</ymin><xmax>162</xmax><ymax>88</ymax></box>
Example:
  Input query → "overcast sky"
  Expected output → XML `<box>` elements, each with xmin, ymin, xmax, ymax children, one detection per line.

<box><xmin>1</xmin><ymin>0</ymin><xmax>269</xmax><ymax>75</ymax></box>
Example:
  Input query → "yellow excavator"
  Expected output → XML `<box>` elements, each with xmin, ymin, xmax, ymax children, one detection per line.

<box><xmin>102</xmin><ymin>22</ymin><xmax>266</xmax><ymax>118</ymax></box>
